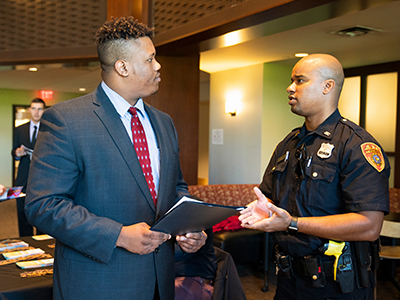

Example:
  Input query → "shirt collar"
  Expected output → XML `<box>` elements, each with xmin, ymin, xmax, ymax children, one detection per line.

<box><xmin>30</xmin><ymin>120</ymin><xmax>40</xmax><ymax>129</ymax></box>
<box><xmin>134</xmin><ymin>98</ymin><xmax>146</xmax><ymax>118</ymax></box>
<box><xmin>101</xmin><ymin>81</ymin><xmax>145</xmax><ymax>117</ymax></box>
<box><xmin>297</xmin><ymin>109</ymin><xmax>342</xmax><ymax>141</ymax></box>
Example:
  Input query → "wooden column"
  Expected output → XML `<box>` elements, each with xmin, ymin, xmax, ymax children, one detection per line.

<box><xmin>107</xmin><ymin>0</ymin><xmax>151</xmax><ymax>25</ymax></box>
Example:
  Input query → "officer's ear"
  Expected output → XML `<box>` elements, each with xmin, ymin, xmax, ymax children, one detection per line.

<box><xmin>323</xmin><ymin>79</ymin><xmax>335</xmax><ymax>95</ymax></box>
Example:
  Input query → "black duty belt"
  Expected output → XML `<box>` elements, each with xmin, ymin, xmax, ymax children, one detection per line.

<box><xmin>291</xmin><ymin>256</ymin><xmax>335</xmax><ymax>277</ymax></box>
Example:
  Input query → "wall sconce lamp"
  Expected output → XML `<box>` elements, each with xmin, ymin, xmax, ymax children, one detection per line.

<box><xmin>225</xmin><ymin>90</ymin><xmax>242</xmax><ymax>116</ymax></box>
<box><xmin>225</xmin><ymin>100</ymin><xmax>237</xmax><ymax>116</ymax></box>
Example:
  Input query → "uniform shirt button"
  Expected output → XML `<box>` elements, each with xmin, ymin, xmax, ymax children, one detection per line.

<box><xmin>312</xmin><ymin>172</ymin><xmax>318</xmax><ymax>177</ymax></box>
<box><xmin>155</xmin><ymin>247</ymin><xmax>160</xmax><ymax>253</ymax></box>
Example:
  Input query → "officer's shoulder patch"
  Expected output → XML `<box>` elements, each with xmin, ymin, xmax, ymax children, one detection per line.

<box><xmin>361</xmin><ymin>142</ymin><xmax>385</xmax><ymax>172</ymax></box>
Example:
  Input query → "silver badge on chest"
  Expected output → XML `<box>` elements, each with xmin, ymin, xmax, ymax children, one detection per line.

<box><xmin>317</xmin><ymin>143</ymin><xmax>335</xmax><ymax>159</ymax></box>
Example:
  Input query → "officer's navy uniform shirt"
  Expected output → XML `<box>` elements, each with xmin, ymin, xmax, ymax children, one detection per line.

<box><xmin>259</xmin><ymin>109</ymin><xmax>390</xmax><ymax>257</ymax></box>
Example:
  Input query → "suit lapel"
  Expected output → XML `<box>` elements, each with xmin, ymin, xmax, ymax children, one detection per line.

<box><xmin>92</xmin><ymin>86</ymin><xmax>156</xmax><ymax>212</ymax></box>
<box><xmin>22</xmin><ymin>122</ymin><xmax>32</xmax><ymax>148</ymax></box>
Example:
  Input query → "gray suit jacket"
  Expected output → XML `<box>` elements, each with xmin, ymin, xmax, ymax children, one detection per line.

<box><xmin>25</xmin><ymin>85</ymin><xmax>189</xmax><ymax>300</ymax></box>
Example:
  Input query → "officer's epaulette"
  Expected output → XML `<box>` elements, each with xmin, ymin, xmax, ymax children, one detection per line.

<box><xmin>339</xmin><ymin>117</ymin><xmax>370</xmax><ymax>140</ymax></box>
<box><xmin>290</xmin><ymin>127</ymin><xmax>302</xmax><ymax>138</ymax></box>
<box><xmin>277</xmin><ymin>127</ymin><xmax>301</xmax><ymax>148</ymax></box>
<box><xmin>291</xmin><ymin>126</ymin><xmax>302</xmax><ymax>133</ymax></box>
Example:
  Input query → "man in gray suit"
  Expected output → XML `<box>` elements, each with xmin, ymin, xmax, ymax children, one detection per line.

<box><xmin>25</xmin><ymin>16</ymin><xmax>206</xmax><ymax>300</ymax></box>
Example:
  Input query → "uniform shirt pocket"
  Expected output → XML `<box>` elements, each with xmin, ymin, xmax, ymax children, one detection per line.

<box><xmin>306</xmin><ymin>162</ymin><xmax>336</xmax><ymax>183</ymax></box>
<box><xmin>305</xmin><ymin>162</ymin><xmax>340</xmax><ymax>214</ymax></box>
<box><xmin>268</xmin><ymin>159</ymin><xmax>290</xmax><ymax>202</ymax></box>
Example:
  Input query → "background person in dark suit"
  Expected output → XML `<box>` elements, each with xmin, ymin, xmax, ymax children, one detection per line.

<box><xmin>12</xmin><ymin>97</ymin><xmax>45</xmax><ymax>236</ymax></box>
<box><xmin>25</xmin><ymin>16</ymin><xmax>206</xmax><ymax>300</ymax></box>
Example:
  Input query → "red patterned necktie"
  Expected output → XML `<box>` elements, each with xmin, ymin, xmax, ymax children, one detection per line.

<box><xmin>128</xmin><ymin>107</ymin><xmax>157</xmax><ymax>206</ymax></box>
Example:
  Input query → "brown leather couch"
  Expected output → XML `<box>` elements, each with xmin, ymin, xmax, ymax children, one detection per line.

<box><xmin>389</xmin><ymin>188</ymin><xmax>400</xmax><ymax>213</ymax></box>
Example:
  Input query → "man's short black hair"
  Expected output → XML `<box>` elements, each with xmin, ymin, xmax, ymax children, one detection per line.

<box><xmin>31</xmin><ymin>98</ymin><xmax>45</xmax><ymax>106</ymax></box>
<box><xmin>95</xmin><ymin>16</ymin><xmax>154</xmax><ymax>72</ymax></box>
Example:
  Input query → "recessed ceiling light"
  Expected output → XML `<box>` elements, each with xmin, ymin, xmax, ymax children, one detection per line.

<box><xmin>29</xmin><ymin>67</ymin><xmax>38</xmax><ymax>72</ymax></box>
<box><xmin>79</xmin><ymin>88</ymin><xmax>86</xmax><ymax>92</ymax></box>
<box><xmin>295</xmin><ymin>53</ymin><xmax>308</xmax><ymax>57</ymax></box>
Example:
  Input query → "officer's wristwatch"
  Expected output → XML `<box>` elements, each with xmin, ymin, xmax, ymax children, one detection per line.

<box><xmin>287</xmin><ymin>216</ymin><xmax>298</xmax><ymax>235</ymax></box>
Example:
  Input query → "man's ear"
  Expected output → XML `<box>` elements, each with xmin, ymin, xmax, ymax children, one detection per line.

<box><xmin>115</xmin><ymin>60</ymin><xmax>129</xmax><ymax>77</ymax></box>
<box><xmin>323</xmin><ymin>79</ymin><xmax>335</xmax><ymax>95</ymax></box>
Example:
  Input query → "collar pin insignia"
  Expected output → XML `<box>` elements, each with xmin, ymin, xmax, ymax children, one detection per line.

<box><xmin>324</xmin><ymin>131</ymin><xmax>331</xmax><ymax>136</ymax></box>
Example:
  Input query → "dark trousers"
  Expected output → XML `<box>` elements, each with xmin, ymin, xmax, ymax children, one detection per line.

<box><xmin>16</xmin><ymin>197</ymin><xmax>33</xmax><ymax>237</ymax></box>
<box><xmin>274</xmin><ymin>270</ymin><xmax>374</xmax><ymax>300</ymax></box>
<box><xmin>175</xmin><ymin>277</ymin><xmax>213</xmax><ymax>300</ymax></box>
<box><xmin>153</xmin><ymin>280</ymin><xmax>160</xmax><ymax>300</ymax></box>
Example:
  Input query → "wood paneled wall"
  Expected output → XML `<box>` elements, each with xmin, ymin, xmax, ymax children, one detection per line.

<box><xmin>107</xmin><ymin>0</ymin><xmax>151</xmax><ymax>25</ymax></box>
<box><xmin>145</xmin><ymin>54</ymin><xmax>200</xmax><ymax>185</ymax></box>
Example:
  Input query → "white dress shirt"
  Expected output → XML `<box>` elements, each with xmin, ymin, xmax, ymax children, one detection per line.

<box><xmin>30</xmin><ymin>120</ymin><xmax>40</xmax><ymax>143</ymax></box>
<box><xmin>101</xmin><ymin>81</ymin><xmax>160</xmax><ymax>195</ymax></box>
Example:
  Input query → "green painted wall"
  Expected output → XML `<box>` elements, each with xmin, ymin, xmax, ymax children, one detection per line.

<box><xmin>208</xmin><ymin>61</ymin><xmax>305</xmax><ymax>185</ymax></box>
<box><xmin>261</xmin><ymin>62</ymin><xmax>303</xmax><ymax>176</ymax></box>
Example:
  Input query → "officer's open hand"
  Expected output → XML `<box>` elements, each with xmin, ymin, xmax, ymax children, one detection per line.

<box><xmin>239</xmin><ymin>187</ymin><xmax>292</xmax><ymax>232</ymax></box>
<box><xmin>239</xmin><ymin>187</ymin><xmax>272</xmax><ymax>225</ymax></box>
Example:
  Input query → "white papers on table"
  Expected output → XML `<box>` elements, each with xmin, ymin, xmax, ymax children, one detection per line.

<box><xmin>17</xmin><ymin>258</ymin><xmax>54</xmax><ymax>269</ymax></box>
<box><xmin>2</xmin><ymin>248</ymin><xmax>45</xmax><ymax>260</ymax></box>
<box><xmin>32</xmin><ymin>234</ymin><xmax>54</xmax><ymax>241</ymax></box>
<box><xmin>0</xmin><ymin>241</ymin><xmax>29</xmax><ymax>252</ymax></box>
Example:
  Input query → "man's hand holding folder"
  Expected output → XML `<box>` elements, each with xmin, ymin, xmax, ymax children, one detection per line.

<box><xmin>176</xmin><ymin>231</ymin><xmax>207</xmax><ymax>253</ymax></box>
<box><xmin>151</xmin><ymin>196</ymin><xmax>245</xmax><ymax>236</ymax></box>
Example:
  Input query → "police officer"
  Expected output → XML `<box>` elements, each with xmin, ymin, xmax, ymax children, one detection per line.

<box><xmin>239</xmin><ymin>54</ymin><xmax>390</xmax><ymax>299</ymax></box>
